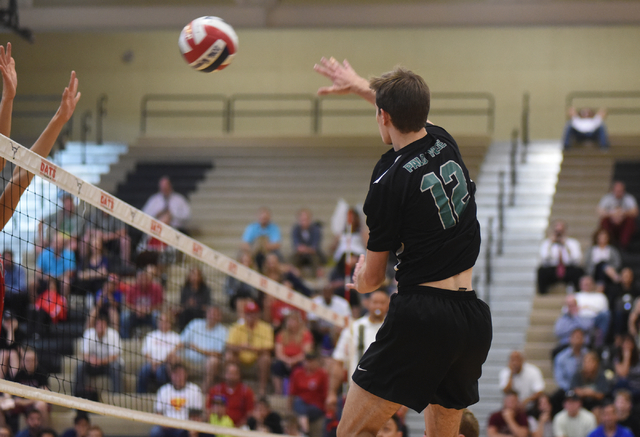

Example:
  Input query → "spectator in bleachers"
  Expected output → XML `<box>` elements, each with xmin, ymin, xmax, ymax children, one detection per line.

<box><xmin>120</xmin><ymin>265</ymin><xmax>163</xmax><ymax>339</ymax></box>
<box><xmin>528</xmin><ymin>393</ymin><xmax>554</xmax><ymax>437</ymax></box>
<box><xmin>586</xmin><ymin>401</ymin><xmax>634</xmax><ymax>437</ymax></box>
<box><xmin>327</xmin><ymin>252</ymin><xmax>363</xmax><ymax>313</ymax></box>
<box><xmin>563</xmin><ymin>107</ymin><xmax>609</xmax><ymax>150</ymax></box>
<box><xmin>308</xmin><ymin>285</ymin><xmax>351</xmax><ymax>357</ymax></box>
<box><xmin>151</xmin><ymin>363</ymin><xmax>203</xmax><ymax>437</ymax></box>
<box><xmin>459</xmin><ymin>409</ymin><xmax>480</xmax><ymax>437</ymax></box>
<box><xmin>75</xmin><ymin>230</ymin><xmax>109</xmax><ymax>297</ymax></box>
<box><xmin>240</xmin><ymin>207</ymin><xmax>282</xmax><ymax>272</ymax></box>
<box><xmin>499</xmin><ymin>351</ymin><xmax>545</xmax><ymax>410</ymax></box>
<box><xmin>598</xmin><ymin>181</ymin><xmax>639</xmax><ymax>251</ymax></box>
<box><xmin>36</xmin><ymin>233</ymin><xmax>76</xmax><ymax>297</ymax></box>
<box><xmin>135</xmin><ymin>211</ymin><xmax>176</xmax><ymax>273</ymax></box>
<box><xmin>290</xmin><ymin>208</ymin><xmax>325</xmax><ymax>278</ymax></box>
<box><xmin>207</xmin><ymin>395</ymin><xmax>234</xmax><ymax>436</ymax></box>
<box><xmin>176</xmin><ymin>267</ymin><xmax>210</xmax><ymax>331</ymax></box>
<box><xmin>614</xmin><ymin>389</ymin><xmax>640</xmax><ymax>437</ymax></box>
<box><xmin>262</xmin><ymin>253</ymin><xmax>311</xmax><ymax>297</ymax></box>
<box><xmin>537</xmin><ymin>220</ymin><xmax>584</xmax><ymax>294</ymax></box>
<box><xmin>32</xmin><ymin>277</ymin><xmax>67</xmax><ymax>336</ymax></box>
<box><xmin>225</xmin><ymin>251</ymin><xmax>261</xmax><ymax>321</ymax></box>
<box><xmin>575</xmin><ymin>276</ymin><xmax>611</xmax><ymax>347</ymax></box>
<box><xmin>59</xmin><ymin>412</ymin><xmax>90</xmax><ymax>437</ymax></box>
<box><xmin>570</xmin><ymin>351</ymin><xmax>610</xmax><ymax>411</ymax></box>
<box><xmin>207</xmin><ymin>362</ymin><xmax>254</xmax><ymax>428</ymax></box>
<box><xmin>142</xmin><ymin>176</ymin><xmax>191</xmax><ymax>233</ymax></box>
<box><xmin>289</xmin><ymin>352</ymin><xmax>328</xmax><ymax>437</ymax></box>
<box><xmin>187</xmin><ymin>409</ymin><xmax>214</xmax><ymax>437</ymax></box>
<box><xmin>246</xmin><ymin>397</ymin><xmax>283</xmax><ymax>434</ymax></box>
<box><xmin>225</xmin><ymin>301</ymin><xmax>273</xmax><ymax>396</ymax></box>
<box><xmin>271</xmin><ymin>311</ymin><xmax>313</xmax><ymax>394</ymax></box>
<box><xmin>39</xmin><ymin>428</ymin><xmax>56</xmax><ymax>437</ymax></box>
<box><xmin>376</xmin><ymin>415</ymin><xmax>403</xmax><ymax>437</ymax></box>
<box><xmin>83</xmin><ymin>207</ymin><xmax>130</xmax><ymax>266</ymax></box>
<box><xmin>555</xmin><ymin>329</ymin><xmax>589</xmax><ymax>394</ymax></box>
<box><xmin>172</xmin><ymin>305</ymin><xmax>228</xmax><ymax>392</ymax></box>
<box><xmin>74</xmin><ymin>314</ymin><xmax>123</xmax><ymax>397</ymax></box>
<box><xmin>37</xmin><ymin>194</ymin><xmax>83</xmax><ymax>252</ymax></box>
<box><xmin>2</xmin><ymin>251</ymin><xmax>28</xmax><ymax>321</ymax></box>
<box><xmin>555</xmin><ymin>296</ymin><xmax>595</xmax><ymax>354</ymax></box>
<box><xmin>330</xmin><ymin>206</ymin><xmax>367</xmax><ymax>264</ymax></box>
<box><xmin>609</xmin><ymin>268</ymin><xmax>639</xmax><ymax>337</ymax></box>
<box><xmin>11</xmin><ymin>348</ymin><xmax>50</xmax><ymax>427</ymax></box>
<box><xmin>14</xmin><ymin>409</ymin><xmax>42</xmax><ymax>437</ymax></box>
<box><xmin>85</xmin><ymin>427</ymin><xmax>102</xmax><ymax>437</ymax></box>
<box><xmin>137</xmin><ymin>311</ymin><xmax>181</xmax><ymax>393</ymax></box>
<box><xmin>264</xmin><ymin>297</ymin><xmax>307</xmax><ymax>334</ymax></box>
<box><xmin>552</xmin><ymin>390</ymin><xmax>596</xmax><ymax>437</ymax></box>
<box><xmin>486</xmin><ymin>390</ymin><xmax>529</xmax><ymax>437</ymax></box>
<box><xmin>612</xmin><ymin>333</ymin><xmax>640</xmax><ymax>403</ymax></box>
<box><xmin>0</xmin><ymin>311</ymin><xmax>22</xmax><ymax>379</ymax></box>
<box><xmin>88</xmin><ymin>273</ymin><xmax>123</xmax><ymax>330</ymax></box>
<box><xmin>584</xmin><ymin>229</ymin><xmax>622</xmax><ymax>287</ymax></box>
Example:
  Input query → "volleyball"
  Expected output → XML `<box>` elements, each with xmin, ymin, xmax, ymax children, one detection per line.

<box><xmin>178</xmin><ymin>16</ymin><xmax>238</xmax><ymax>73</ymax></box>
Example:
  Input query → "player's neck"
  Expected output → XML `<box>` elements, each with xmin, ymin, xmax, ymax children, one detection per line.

<box><xmin>391</xmin><ymin>128</ymin><xmax>427</xmax><ymax>152</ymax></box>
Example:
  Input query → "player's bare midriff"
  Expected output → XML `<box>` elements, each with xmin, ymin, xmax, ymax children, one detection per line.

<box><xmin>419</xmin><ymin>267</ymin><xmax>474</xmax><ymax>291</ymax></box>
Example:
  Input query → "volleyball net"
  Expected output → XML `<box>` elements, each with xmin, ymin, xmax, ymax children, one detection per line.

<box><xmin>0</xmin><ymin>133</ymin><xmax>347</xmax><ymax>436</ymax></box>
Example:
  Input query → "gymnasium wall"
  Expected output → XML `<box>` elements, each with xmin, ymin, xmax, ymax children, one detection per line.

<box><xmin>6</xmin><ymin>25</ymin><xmax>640</xmax><ymax>144</ymax></box>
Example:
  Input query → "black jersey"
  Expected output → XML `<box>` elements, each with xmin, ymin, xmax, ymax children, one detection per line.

<box><xmin>363</xmin><ymin>124</ymin><xmax>481</xmax><ymax>287</ymax></box>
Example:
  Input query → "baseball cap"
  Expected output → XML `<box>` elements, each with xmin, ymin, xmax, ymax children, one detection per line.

<box><xmin>565</xmin><ymin>390</ymin><xmax>580</xmax><ymax>401</ymax></box>
<box><xmin>245</xmin><ymin>301</ymin><xmax>260</xmax><ymax>314</ymax></box>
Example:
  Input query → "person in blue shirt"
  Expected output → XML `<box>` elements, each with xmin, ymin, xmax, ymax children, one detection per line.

<box><xmin>240</xmin><ymin>207</ymin><xmax>282</xmax><ymax>271</ymax></box>
<box><xmin>2</xmin><ymin>251</ymin><xmax>27</xmax><ymax>320</ymax></box>
<box><xmin>35</xmin><ymin>233</ymin><xmax>76</xmax><ymax>297</ymax></box>
<box><xmin>588</xmin><ymin>402</ymin><xmax>634</xmax><ymax>437</ymax></box>
<box><xmin>554</xmin><ymin>329</ymin><xmax>589</xmax><ymax>392</ymax></box>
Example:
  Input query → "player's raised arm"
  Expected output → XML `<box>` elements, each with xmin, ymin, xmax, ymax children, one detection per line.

<box><xmin>0</xmin><ymin>71</ymin><xmax>80</xmax><ymax>228</ymax></box>
<box><xmin>314</xmin><ymin>57</ymin><xmax>375</xmax><ymax>105</ymax></box>
<box><xmin>0</xmin><ymin>42</ymin><xmax>17</xmax><ymax>169</ymax></box>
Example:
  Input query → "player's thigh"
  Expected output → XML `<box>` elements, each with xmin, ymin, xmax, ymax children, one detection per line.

<box><xmin>423</xmin><ymin>404</ymin><xmax>463</xmax><ymax>437</ymax></box>
<box><xmin>338</xmin><ymin>382</ymin><xmax>400</xmax><ymax>437</ymax></box>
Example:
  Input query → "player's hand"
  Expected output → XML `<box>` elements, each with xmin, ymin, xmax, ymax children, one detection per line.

<box><xmin>314</xmin><ymin>57</ymin><xmax>366</xmax><ymax>96</ymax></box>
<box><xmin>345</xmin><ymin>254</ymin><xmax>365</xmax><ymax>292</ymax></box>
<box><xmin>0</xmin><ymin>43</ymin><xmax>17</xmax><ymax>101</ymax></box>
<box><xmin>56</xmin><ymin>71</ymin><xmax>81</xmax><ymax>123</ymax></box>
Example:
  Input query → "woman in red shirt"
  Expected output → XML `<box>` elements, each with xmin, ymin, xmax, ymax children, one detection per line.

<box><xmin>271</xmin><ymin>311</ymin><xmax>313</xmax><ymax>394</ymax></box>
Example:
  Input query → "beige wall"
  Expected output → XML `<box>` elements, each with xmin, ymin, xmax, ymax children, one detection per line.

<box><xmin>6</xmin><ymin>25</ymin><xmax>640</xmax><ymax>144</ymax></box>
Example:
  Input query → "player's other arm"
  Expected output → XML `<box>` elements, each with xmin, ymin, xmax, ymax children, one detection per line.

<box><xmin>0</xmin><ymin>42</ymin><xmax>17</xmax><ymax>170</ymax></box>
<box><xmin>347</xmin><ymin>250</ymin><xmax>389</xmax><ymax>294</ymax></box>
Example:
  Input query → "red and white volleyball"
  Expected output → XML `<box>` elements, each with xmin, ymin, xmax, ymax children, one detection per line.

<box><xmin>178</xmin><ymin>16</ymin><xmax>238</xmax><ymax>73</ymax></box>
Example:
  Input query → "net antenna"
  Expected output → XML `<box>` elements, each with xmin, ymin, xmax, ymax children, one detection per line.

<box><xmin>0</xmin><ymin>0</ymin><xmax>33</xmax><ymax>43</ymax></box>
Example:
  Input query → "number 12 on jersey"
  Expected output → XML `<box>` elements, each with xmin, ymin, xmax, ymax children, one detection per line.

<box><xmin>420</xmin><ymin>160</ymin><xmax>470</xmax><ymax>229</ymax></box>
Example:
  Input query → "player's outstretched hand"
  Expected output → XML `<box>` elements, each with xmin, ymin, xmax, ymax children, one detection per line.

<box><xmin>345</xmin><ymin>254</ymin><xmax>366</xmax><ymax>293</ymax></box>
<box><xmin>56</xmin><ymin>71</ymin><xmax>81</xmax><ymax>123</ymax></box>
<box><xmin>314</xmin><ymin>57</ymin><xmax>374</xmax><ymax>104</ymax></box>
<box><xmin>0</xmin><ymin>43</ymin><xmax>17</xmax><ymax>101</ymax></box>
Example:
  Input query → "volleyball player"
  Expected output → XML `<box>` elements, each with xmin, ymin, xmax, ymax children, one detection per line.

<box><xmin>314</xmin><ymin>59</ymin><xmax>492</xmax><ymax>437</ymax></box>
<box><xmin>0</xmin><ymin>42</ymin><xmax>81</xmax><ymax>316</ymax></box>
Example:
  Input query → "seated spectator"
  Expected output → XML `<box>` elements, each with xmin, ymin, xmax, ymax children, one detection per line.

<box><xmin>137</xmin><ymin>311</ymin><xmax>181</xmax><ymax>393</ymax></box>
<box><xmin>262</xmin><ymin>253</ymin><xmax>311</xmax><ymax>297</ymax></box>
<box><xmin>330</xmin><ymin>206</ymin><xmax>367</xmax><ymax>264</ymax></box>
<box><xmin>552</xmin><ymin>390</ymin><xmax>597</xmax><ymax>437</ymax></box>
<box><xmin>376</xmin><ymin>415</ymin><xmax>403</xmax><ymax>437</ymax></box>
<box><xmin>176</xmin><ymin>267</ymin><xmax>210</xmax><ymax>331</ymax></box>
<box><xmin>59</xmin><ymin>412</ymin><xmax>89</xmax><ymax>437</ymax></box>
<box><xmin>37</xmin><ymin>194</ymin><xmax>83</xmax><ymax>252</ymax></box>
<box><xmin>528</xmin><ymin>393</ymin><xmax>553</xmax><ymax>437</ymax></box>
<box><xmin>142</xmin><ymin>176</ymin><xmax>192</xmax><ymax>233</ymax></box>
<box><xmin>459</xmin><ymin>410</ymin><xmax>480</xmax><ymax>437</ymax></box>
<box><xmin>499</xmin><ymin>351</ymin><xmax>545</xmax><ymax>409</ymax></box>
<box><xmin>36</xmin><ymin>233</ymin><xmax>76</xmax><ymax>297</ymax></box>
<box><xmin>584</xmin><ymin>229</ymin><xmax>621</xmax><ymax>286</ymax></box>
<box><xmin>563</xmin><ymin>107</ymin><xmax>609</xmax><ymax>150</ymax></box>
<box><xmin>2</xmin><ymin>251</ymin><xmax>28</xmax><ymax>321</ymax></box>
<box><xmin>598</xmin><ymin>181</ymin><xmax>639</xmax><ymax>250</ymax></box>
<box><xmin>612</xmin><ymin>333</ymin><xmax>640</xmax><ymax>402</ymax></box>
<box><xmin>224</xmin><ymin>250</ymin><xmax>261</xmax><ymax>321</ymax></box>
<box><xmin>186</xmin><ymin>409</ymin><xmax>214</xmax><ymax>437</ymax></box>
<box><xmin>135</xmin><ymin>211</ymin><xmax>176</xmax><ymax>272</ymax></box>
<box><xmin>554</xmin><ymin>329</ymin><xmax>589</xmax><ymax>396</ymax></box>
<box><xmin>207</xmin><ymin>395</ymin><xmax>234</xmax><ymax>436</ymax></box>
<box><xmin>271</xmin><ymin>311</ymin><xmax>313</xmax><ymax>394</ymax></box>
<box><xmin>308</xmin><ymin>285</ymin><xmax>351</xmax><ymax>357</ymax></box>
<box><xmin>265</xmin><ymin>297</ymin><xmax>307</xmax><ymax>334</ymax></box>
<box><xmin>246</xmin><ymin>397</ymin><xmax>283</xmax><ymax>434</ymax></box>
<box><xmin>85</xmin><ymin>427</ymin><xmax>102</xmax><ymax>437</ymax></box>
<box><xmin>171</xmin><ymin>305</ymin><xmax>228</xmax><ymax>391</ymax></box>
<box><xmin>120</xmin><ymin>265</ymin><xmax>163</xmax><ymax>339</ymax></box>
<box><xmin>613</xmin><ymin>389</ymin><xmax>640</xmax><ymax>437</ymax></box>
<box><xmin>290</xmin><ymin>208</ymin><xmax>325</xmax><ymax>277</ymax></box>
<box><xmin>74</xmin><ymin>314</ymin><xmax>123</xmax><ymax>397</ymax></box>
<box><xmin>74</xmin><ymin>230</ymin><xmax>109</xmax><ymax>297</ymax></box>
<box><xmin>289</xmin><ymin>352</ymin><xmax>328</xmax><ymax>437</ymax></box>
<box><xmin>15</xmin><ymin>409</ymin><xmax>42</xmax><ymax>437</ymax></box>
<box><xmin>11</xmin><ymin>348</ymin><xmax>50</xmax><ymax>427</ymax></box>
<box><xmin>328</xmin><ymin>251</ymin><xmax>365</xmax><ymax>311</ymax></box>
<box><xmin>207</xmin><ymin>362</ymin><xmax>254</xmax><ymax>428</ymax></box>
<box><xmin>570</xmin><ymin>351</ymin><xmax>610</xmax><ymax>411</ymax></box>
<box><xmin>240</xmin><ymin>206</ymin><xmax>282</xmax><ymax>271</ymax></box>
<box><xmin>486</xmin><ymin>390</ymin><xmax>529</xmax><ymax>437</ymax></box>
<box><xmin>32</xmin><ymin>278</ymin><xmax>67</xmax><ymax>337</ymax></box>
<box><xmin>39</xmin><ymin>429</ymin><xmax>56</xmax><ymax>437</ymax></box>
<box><xmin>537</xmin><ymin>220</ymin><xmax>584</xmax><ymax>294</ymax></box>
<box><xmin>575</xmin><ymin>276</ymin><xmax>610</xmax><ymax>347</ymax></box>
<box><xmin>83</xmin><ymin>206</ymin><xmax>130</xmax><ymax>266</ymax></box>
<box><xmin>151</xmin><ymin>363</ymin><xmax>203</xmax><ymax>437</ymax></box>
<box><xmin>554</xmin><ymin>296</ymin><xmax>594</xmax><ymax>355</ymax></box>
<box><xmin>225</xmin><ymin>301</ymin><xmax>274</xmax><ymax>396</ymax></box>
<box><xmin>609</xmin><ymin>268</ymin><xmax>640</xmax><ymax>337</ymax></box>
<box><xmin>587</xmin><ymin>401</ymin><xmax>633</xmax><ymax>437</ymax></box>
<box><xmin>87</xmin><ymin>273</ymin><xmax>123</xmax><ymax>330</ymax></box>
<box><xmin>0</xmin><ymin>311</ymin><xmax>22</xmax><ymax>379</ymax></box>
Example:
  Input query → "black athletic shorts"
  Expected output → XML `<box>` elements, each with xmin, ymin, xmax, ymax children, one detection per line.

<box><xmin>352</xmin><ymin>285</ymin><xmax>493</xmax><ymax>412</ymax></box>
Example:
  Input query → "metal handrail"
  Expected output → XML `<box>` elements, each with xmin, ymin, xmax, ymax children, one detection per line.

<box><xmin>497</xmin><ymin>171</ymin><xmax>506</xmax><ymax>256</ymax></box>
<box><xmin>509</xmin><ymin>129</ymin><xmax>518</xmax><ymax>207</ymax></box>
<box><xmin>521</xmin><ymin>92</ymin><xmax>530</xmax><ymax>163</ymax></box>
<box><xmin>96</xmin><ymin>94</ymin><xmax>108</xmax><ymax>145</ymax></box>
<box><xmin>227</xmin><ymin>94</ymin><xmax>317</xmax><ymax>133</ymax></box>
<box><xmin>140</xmin><ymin>94</ymin><xmax>228</xmax><ymax>134</ymax></box>
<box><xmin>484</xmin><ymin>216</ymin><xmax>494</xmax><ymax>307</ymax></box>
<box><xmin>566</xmin><ymin>91</ymin><xmax>640</xmax><ymax>116</ymax></box>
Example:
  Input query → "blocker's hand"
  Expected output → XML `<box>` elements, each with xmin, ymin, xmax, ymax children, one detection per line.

<box><xmin>0</xmin><ymin>43</ymin><xmax>17</xmax><ymax>101</ymax></box>
<box><xmin>56</xmin><ymin>71</ymin><xmax>81</xmax><ymax>123</ymax></box>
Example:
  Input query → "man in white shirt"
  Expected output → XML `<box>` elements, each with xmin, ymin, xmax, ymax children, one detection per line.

<box><xmin>552</xmin><ymin>390</ymin><xmax>597</xmax><ymax>437</ymax></box>
<box><xmin>142</xmin><ymin>176</ymin><xmax>191</xmax><ymax>232</ymax></box>
<box><xmin>137</xmin><ymin>311</ymin><xmax>181</xmax><ymax>393</ymax></box>
<box><xmin>308</xmin><ymin>285</ymin><xmax>352</xmax><ymax>356</ymax></box>
<box><xmin>498</xmin><ymin>351</ymin><xmax>545</xmax><ymax>409</ymax></box>
<box><xmin>597</xmin><ymin>181</ymin><xmax>639</xmax><ymax>250</ymax></box>
<box><xmin>563</xmin><ymin>107</ymin><xmax>609</xmax><ymax>150</ymax></box>
<box><xmin>574</xmin><ymin>276</ymin><xmax>610</xmax><ymax>347</ymax></box>
<box><xmin>151</xmin><ymin>363</ymin><xmax>204</xmax><ymax>437</ymax></box>
<box><xmin>74</xmin><ymin>314</ymin><xmax>123</xmax><ymax>397</ymax></box>
<box><xmin>537</xmin><ymin>220</ymin><xmax>584</xmax><ymax>294</ymax></box>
